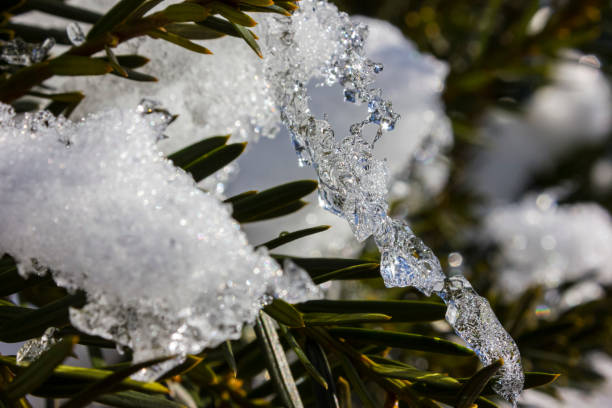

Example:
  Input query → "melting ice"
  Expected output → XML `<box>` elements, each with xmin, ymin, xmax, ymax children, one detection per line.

<box><xmin>260</xmin><ymin>0</ymin><xmax>524</xmax><ymax>403</ymax></box>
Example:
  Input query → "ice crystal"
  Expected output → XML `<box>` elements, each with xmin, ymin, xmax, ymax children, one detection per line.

<box><xmin>261</xmin><ymin>0</ymin><xmax>523</xmax><ymax>403</ymax></box>
<box><xmin>0</xmin><ymin>37</ymin><xmax>54</xmax><ymax>67</ymax></box>
<box><xmin>66</xmin><ymin>22</ymin><xmax>85</xmax><ymax>46</ymax></box>
<box><xmin>17</xmin><ymin>0</ymin><xmax>520</xmax><ymax>397</ymax></box>
<box><xmin>16</xmin><ymin>327</ymin><xmax>60</xmax><ymax>365</ymax></box>
<box><xmin>0</xmin><ymin>103</ymin><xmax>319</xmax><ymax>378</ymax></box>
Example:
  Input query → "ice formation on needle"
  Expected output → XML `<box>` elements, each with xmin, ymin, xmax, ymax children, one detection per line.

<box><xmin>0</xmin><ymin>37</ymin><xmax>55</xmax><ymax>67</ymax></box>
<box><xmin>57</xmin><ymin>2</ymin><xmax>453</xmax><ymax>202</ymax></box>
<box><xmin>16</xmin><ymin>327</ymin><xmax>60</xmax><ymax>365</ymax></box>
<box><xmin>0</xmin><ymin>102</ymin><xmax>319</xmax><ymax>378</ymax></box>
<box><xmin>66</xmin><ymin>22</ymin><xmax>86</xmax><ymax>46</ymax></box>
<box><xmin>260</xmin><ymin>0</ymin><xmax>523</xmax><ymax>403</ymax></box>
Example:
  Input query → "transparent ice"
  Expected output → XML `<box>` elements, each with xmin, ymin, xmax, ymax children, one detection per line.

<box><xmin>16</xmin><ymin>327</ymin><xmax>60</xmax><ymax>365</ymax></box>
<box><xmin>66</xmin><ymin>22</ymin><xmax>86</xmax><ymax>46</ymax></box>
<box><xmin>0</xmin><ymin>37</ymin><xmax>54</xmax><ymax>67</ymax></box>
<box><xmin>260</xmin><ymin>0</ymin><xmax>523</xmax><ymax>404</ymax></box>
<box><xmin>228</xmin><ymin>17</ymin><xmax>452</xmax><ymax>259</ymax></box>
<box><xmin>0</xmin><ymin>103</ymin><xmax>320</xmax><ymax>378</ymax></box>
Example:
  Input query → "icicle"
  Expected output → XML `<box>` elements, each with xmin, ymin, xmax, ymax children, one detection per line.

<box><xmin>261</xmin><ymin>0</ymin><xmax>524</xmax><ymax>404</ymax></box>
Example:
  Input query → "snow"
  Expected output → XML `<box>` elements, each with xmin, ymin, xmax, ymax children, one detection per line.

<box><xmin>0</xmin><ymin>103</ymin><xmax>319</xmax><ymax>378</ymax></box>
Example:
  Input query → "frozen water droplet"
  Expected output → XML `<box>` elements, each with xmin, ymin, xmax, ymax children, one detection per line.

<box><xmin>17</xmin><ymin>327</ymin><xmax>60</xmax><ymax>364</ymax></box>
<box><xmin>31</xmin><ymin>38</ymin><xmax>55</xmax><ymax>63</ymax></box>
<box><xmin>67</xmin><ymin>23</ymin><xmax>86</xmax><ymax>46</ymax></box>
<box><xmin>0</xmin><ymin>37</ymin><xmax>55</xmax><ymax>66</ymax></box>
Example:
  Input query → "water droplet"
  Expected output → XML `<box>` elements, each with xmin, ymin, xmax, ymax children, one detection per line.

<box><xmin>67</xmin><ymin>23</ymin><xmax>86</xmax><ymax>46</ymax></box>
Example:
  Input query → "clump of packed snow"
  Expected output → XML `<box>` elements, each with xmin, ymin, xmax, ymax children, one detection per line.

<box><xmin>0</xmin><ymin>103</ymin><xmax>319</xmax><ymax>378</ymax></box>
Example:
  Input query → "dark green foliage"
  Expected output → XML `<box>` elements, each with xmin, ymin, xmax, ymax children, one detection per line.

<box><xmin>0</xmin><ymin>293</ymin><xmax>85</xmax><ymax>343</ymax></box>
<box><xmin>327</xmin><ymin>327</ymin><xmax>475</xmax><ymax>356</ymax></box>
<box><xmin>0</xmin><ymin>132</ymin><xmax>552</xmax><ymax>407</ymax></box>
<box><xmin>167</xmin><ymin>135</ymin><xmax>229</xmax><ymax>168</ymax></box>
<box><xmin>303</xmin><ymin>339</ymin><xmax>338</xmax><ymax>407</ymax></box>
<box><xmin>297</xmin><ymin>299</ymin><xmax>446</xmax><ymax>322</ymax></box>
<box><xmin>455</xmin><ymin>360</ymin><xmax>503</xmax><ymax>408</ymax></box>
<box><xmin>263</xmin><ymin>299</ymin><xmax>305</xmax><ymax>328</ymax></box>
<box><xmin>279</xmin><ymin>325</ymin><xmax>328</xmax><ymax>389</ymax></box>
<box><xmin>256</xmin><ymin>225</ymin><xmax>331</xmax><ymax>250</ymax></box>
<box><xmin>182</xmin><ymin>143</ymin><xmax>246</xmax><ymax>182</ymax></box>
<box><xmin>230</xmin><ymin>180</ymin><xmax>318</xmax><ymax>222</ymax></box>
<box><xmin>254</xmin><ymin>313</ymin><xmax>303</xmax><ymax>408</ymax></box>
<box><xmin>60</xmin><ymin>356</ymin><xmax>174</xmax><ymax>408</ymax></box>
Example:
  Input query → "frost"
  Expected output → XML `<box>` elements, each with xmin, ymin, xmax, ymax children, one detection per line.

<box><xmin>260</xmin><ymin>0</ymin><xmax>523</xmax><ymax>403</ymax></box>
<box><xmin>0</xmin><ymin>103</ymin><xmax>319</xmax><ymax>378</ymax></box>
<box><xmin>59</xmin><ymin>6</ymin><xmax>452</xmax><ymax>202</ymax></box>
<box><xmin>485</xmin><ymin>193</ymin><xmax>612</xmax><ymax>303</ymax></box>
<box><xmin>60</xmin><ymin>0</ymin><xmax>279</xmax><ymax>195</ymax></box>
